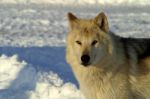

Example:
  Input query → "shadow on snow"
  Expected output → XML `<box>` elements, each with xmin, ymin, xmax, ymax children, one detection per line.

<box><xmin>0</xmin><ymin>46</ymin><xmax>79</xmax><ymax>98</ymax></box>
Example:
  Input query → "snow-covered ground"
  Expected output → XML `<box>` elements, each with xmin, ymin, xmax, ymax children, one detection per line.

<box><xmin>0</xmin><ymin>55</ymin><xmax>84</xmax><ymax>99</ymax></box>
<box><xmin>0</xmin><ymin>0</ymin><xmax>150</xmax><ymax>6</ymax></box>
<box><xmin>0</xmin><ymin>4</ymin><xmax>150</xmax><ymax>99</ymax></box>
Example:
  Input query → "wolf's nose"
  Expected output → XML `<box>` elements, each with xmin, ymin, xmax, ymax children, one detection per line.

<box><xmin>81</xmin><ymin>55</ymin><xmax>90</xmax><ymax>65</ymax></box>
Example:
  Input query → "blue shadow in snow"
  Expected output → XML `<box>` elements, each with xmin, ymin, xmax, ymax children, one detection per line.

<box><xmin>0</xmin><ymin>46</ymin><xmax>79</xmax><ymax>87</ymax></box>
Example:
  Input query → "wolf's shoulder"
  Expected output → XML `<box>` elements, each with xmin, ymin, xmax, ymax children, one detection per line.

<box><xmin>109</xmin><ymin>32</ymin><xmax>150</xmax><ymax>59</ymax></box>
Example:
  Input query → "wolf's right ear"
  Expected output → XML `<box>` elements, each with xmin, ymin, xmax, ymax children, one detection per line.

<box><xmin>67</xmin><ymin>12</ymin><xmax>79</xmax><ymax>30</ymax></box>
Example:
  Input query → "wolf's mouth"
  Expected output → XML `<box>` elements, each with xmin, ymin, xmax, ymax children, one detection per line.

<box><xmin>81</xmin><ymin>63</ymin><xmax>91</xmax><ymax>67</ymax></box>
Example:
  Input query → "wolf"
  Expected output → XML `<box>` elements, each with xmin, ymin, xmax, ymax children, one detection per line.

<box><xmin>66</xmin><ymin>12</ymin><xmax>150</xmax><ymax>99</ymax></box>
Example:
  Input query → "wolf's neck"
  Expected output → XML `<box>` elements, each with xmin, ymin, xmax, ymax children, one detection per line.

<box><xmin>73</xmin><ymin>50</ymin><xmax>128</xmax><ymax>84</ymax></box>
<box><xmin>109</xmin><ymin>32</ymin><xmax>127</xmax><ymax>63</ymax></box>
<box><xmin>94</xmin><ymin>32</ymin><xmax>126</xmax><ymax>70</ymax></box>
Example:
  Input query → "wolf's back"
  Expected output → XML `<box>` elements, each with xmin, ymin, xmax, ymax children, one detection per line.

<box><xmin>110</xmin><ymin>32</ymin><xmax>150</xmax><ymax>60</ymax></box>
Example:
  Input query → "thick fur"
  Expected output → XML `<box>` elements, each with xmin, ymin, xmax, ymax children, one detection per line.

<box><xmin>66</xmin><ymin>12</ymin><xmax>150</xmax><ymax>99</ymax></box>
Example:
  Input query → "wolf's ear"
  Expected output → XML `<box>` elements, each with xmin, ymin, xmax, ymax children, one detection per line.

<box><xmin>67</xmin><ymin>12</ymin><xmax>79</xmax><ymax>30</ymax></box>
<box><xmin>94</xmin><ymin>12</ymin><xmax>109</xmax><ymax>33</ymax></box>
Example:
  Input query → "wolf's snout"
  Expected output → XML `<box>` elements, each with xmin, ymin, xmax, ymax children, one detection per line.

<box><xmin>81</xmin><ymin>55</ymin><xmax>90</xmax><ymax>66</ymax></box>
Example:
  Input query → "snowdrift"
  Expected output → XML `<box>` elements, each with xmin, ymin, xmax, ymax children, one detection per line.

<box><xmin>0</xmin><ymin>55</ymin><xmax>84</xmax><ymax>99</ymax></box>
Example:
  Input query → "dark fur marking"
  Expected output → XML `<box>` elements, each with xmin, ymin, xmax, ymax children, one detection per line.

<box><xmin>110</xmin><ymin>32</ymin><xmax>150</xmax><ymax>60</ymax></box>
<box><xmin>121</xmin><ymin>38</ymin><xmax>150</xmax><ymax>59</ymax></box>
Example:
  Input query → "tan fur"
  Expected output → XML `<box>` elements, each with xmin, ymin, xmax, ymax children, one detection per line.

<box><xmin>66</xmin><ymin>12</ymin><xmax>150</xmax><ymax>99</ymax></box>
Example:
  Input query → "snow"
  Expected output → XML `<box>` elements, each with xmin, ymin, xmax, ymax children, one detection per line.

<box><xmin>0</xmin><ymin>0</ymin><xmax>150</xmax><ymax>5</ymax></box>
<box><xmin>0</xmin><ymin>4</ymin><xmax>150</xmax><ymax>99</ymax></box>
<box><xmin>0</xmin><ymin>55</ymin><xmax>25</xmax><ymax>89</ymax></box>
<box><xmin>29</xmin><ymin>73</ymin><xmax>83</xmax><ymax>99</ymax></box>
<box><xmin>0</xmin><ymin>55</ymin><xmax>83</xmax><ymax>99</ymax></box>
<box><xmin>0</xmin><ymin>55</ymin><xmax>36</xmax><ymax>98</ymax></box>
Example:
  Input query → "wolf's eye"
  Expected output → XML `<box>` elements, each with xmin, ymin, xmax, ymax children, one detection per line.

<box><xmin>76</xmin><ymin>41</ymin><xmax>82</xmax><ymax>45</ymax></box>
<box><xmin>91</xmin><ymin>40</ymin><xmax>98</xmax><ymax>46</ymax></box>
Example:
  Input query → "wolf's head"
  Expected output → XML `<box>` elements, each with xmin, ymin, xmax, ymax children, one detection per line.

<box><xmin>66</xmin><ymin>12</ymin><xmax>113</xmax><ymax>67</ymax></box>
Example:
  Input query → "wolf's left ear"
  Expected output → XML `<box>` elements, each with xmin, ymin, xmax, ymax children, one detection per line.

<box><xmin>94</xmin><ymin>12</ymin><xmax>109</xmax><ymax>33</ymax></box>
<box><xmin>67</xmin><ymin>12</ymin><xmax>79</xmax><ymax>30</ymax></box>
